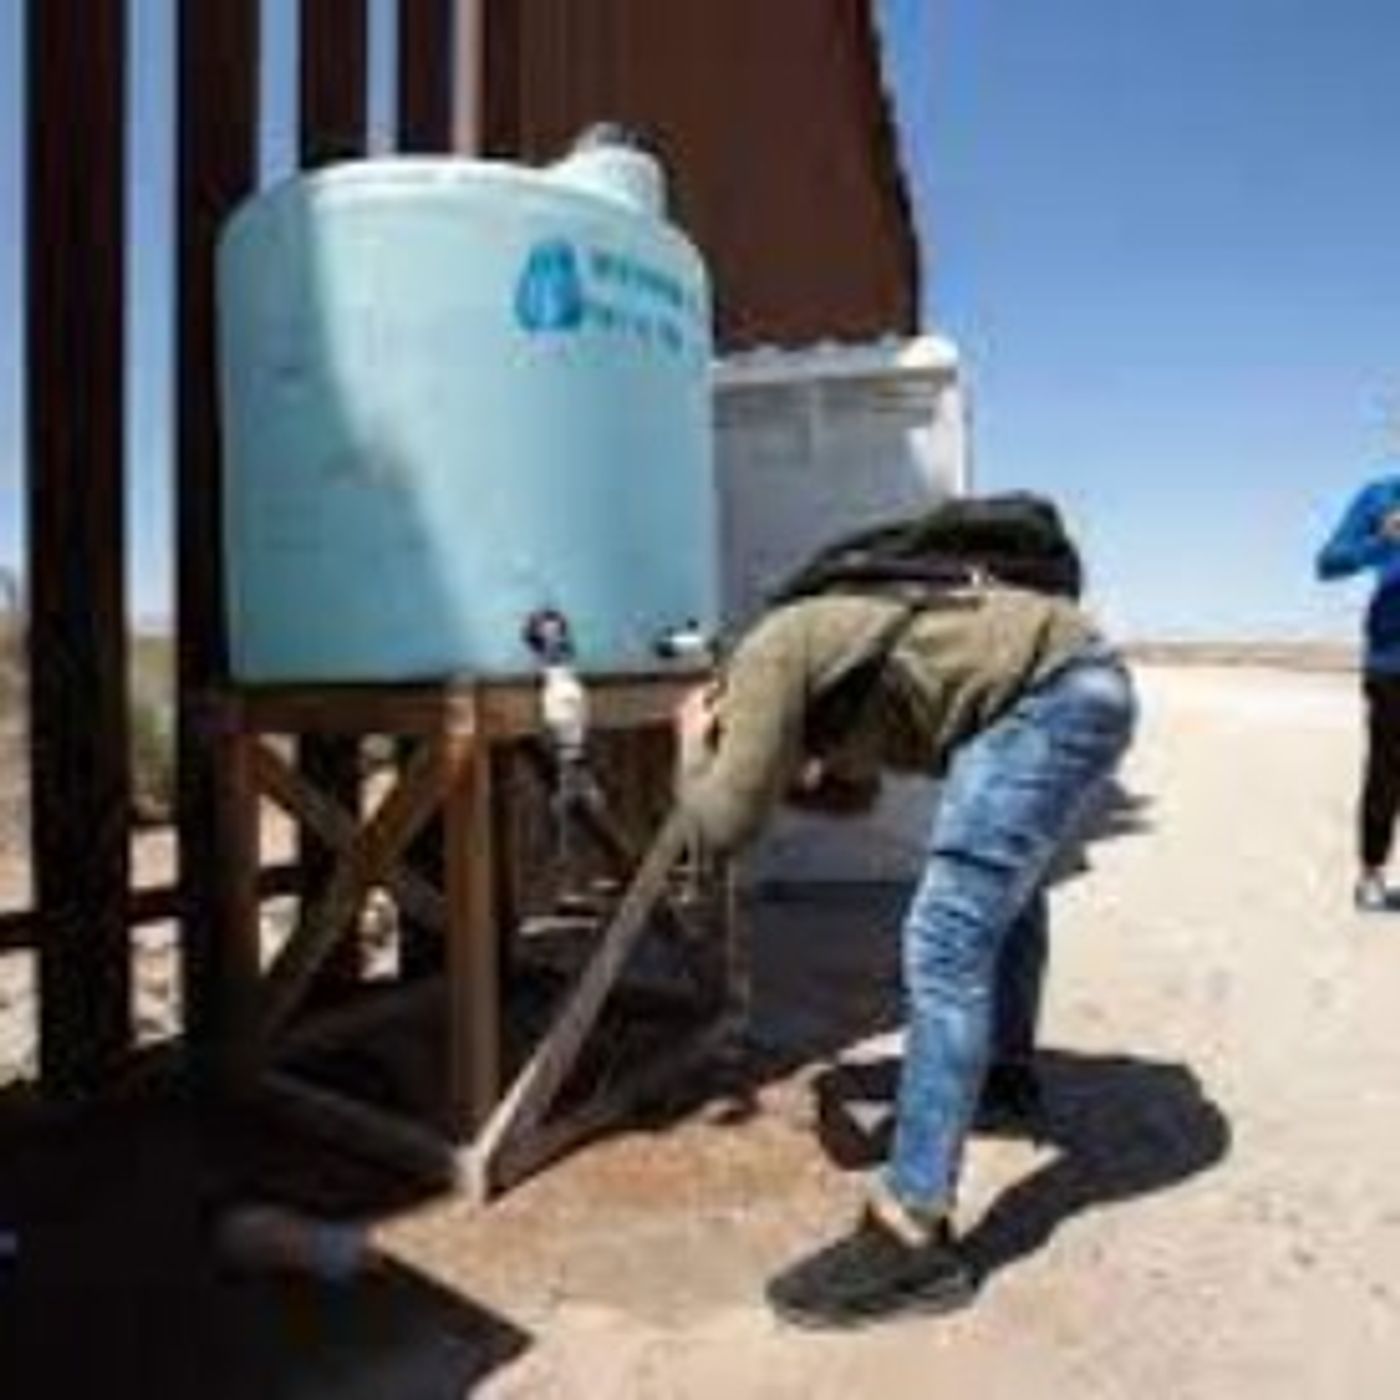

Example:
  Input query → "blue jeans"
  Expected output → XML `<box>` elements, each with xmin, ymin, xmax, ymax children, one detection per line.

<box><xmin>884</xmin><ymin>647</ymin><xmax>1137</xmax><ymax>1213</ymax></box>
<box><xmin>992</xmin><ymin>887</ymin><xmax>1047</xmax><ymax>1069</ymax></box>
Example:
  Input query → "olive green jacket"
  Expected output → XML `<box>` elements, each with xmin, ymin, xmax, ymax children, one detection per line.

<box><xmin>681</xmin><ymin>587</ymin><xmax>1098</xmax><ymax>852</ymax></box>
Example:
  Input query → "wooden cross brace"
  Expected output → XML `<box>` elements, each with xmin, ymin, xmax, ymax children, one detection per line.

<box><xmin>246</xmin><ymin>734</ymin><xmax>455</xmax><ymax>1054</ymax></box>
<box><xmin>206</xmin><ymin>675</ymin><xmax>740</xmax><ymax>1202</ymax></box>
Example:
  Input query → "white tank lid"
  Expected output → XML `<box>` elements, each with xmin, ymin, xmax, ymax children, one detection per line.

<box><xmin>234</xmin><ymin>135</ymin><xmax>670</xmax><ymax>223</ymax></box>
<box><xmin>547</xmin><ymin>145</ymin><xmax>667</xmax><ymax>219</ymax></box>
<box><xmin>714</xmin><ymin>334</ymin><xmax>960</xmax><ymax>388</ymax></box>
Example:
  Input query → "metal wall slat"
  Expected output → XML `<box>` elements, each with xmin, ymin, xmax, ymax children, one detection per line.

<box><xmin>25</xmin><ymin>0</ymin><xmax>133</xmax><ymax>1096</ymax></box>
<box><xmin>175</xmin><ymin>0</ymin><xmax>261</xmax><ymax>1060</ymax></box>
<box><xmin>297</xmin><ymin>0</ymin><xmax>373</xmax><ymax>993</ymax></box>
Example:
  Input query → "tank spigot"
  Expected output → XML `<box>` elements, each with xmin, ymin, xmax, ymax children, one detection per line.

<box><xmin>522</xmin><ymin>607</ymin><xmax>575</xmax><ymax>666</ymax></box>
<box><xmin>654</xmin><ymin>620</ymin><xmax>712</xmax><ymax>663</ymax></box>
<box><xmin>552</xmin><ymin>122</ymin><xmax>666</xmax><ymax>218</ymax></box>
<box><xmin>540</xmin><ymin>663</ymin><xmax>588</xmax><ymax>761</ymax></box>
<box><xmin>524</xmin><ymin>608</ymin><xmax>587</xmax><ymax>754</ymax></box>
<box><xmin>524</xmin><ymin>607</ymin><xmax>592</xmax><ymax>904</ymax></box>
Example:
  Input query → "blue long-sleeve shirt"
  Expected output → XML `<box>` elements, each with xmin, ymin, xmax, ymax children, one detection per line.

<box><xmin>1317</xmin><ymin>473</ymin><xmax>1400</xmax><ymax>673</ymax></box>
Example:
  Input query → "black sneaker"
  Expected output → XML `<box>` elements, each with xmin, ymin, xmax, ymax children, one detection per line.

<box><xmin>974</xmin><ymin>1062</ymin><xmax>1048</xmax><ymax>1141</ymax></box>
<box><xmin>1355</xmin><ymin>874</ymin><xmax>1390</xmax><ymax>913</ymax></box>
<box><xmin>766</xmin><ymin>1209</ymin><xmax>976</xmax><ymax>1330</ymax></box>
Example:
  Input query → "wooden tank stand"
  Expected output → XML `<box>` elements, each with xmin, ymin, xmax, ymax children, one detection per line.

<box><xmin>202</xmin><ymin>671</ymin><xmax>745</xmax><ymax>1203</ymax></box>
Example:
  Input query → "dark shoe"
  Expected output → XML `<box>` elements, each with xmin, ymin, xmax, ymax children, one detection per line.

<box><xmin>974</xmin><ymin>1062</ymin><xmax>1049</xmax><ymax>1140</ymax></box>
<box><xmin>766</xmin><ymin>1209</ymin><xmax>976</xmax><ymax>1330</ymax></box>
<box><xmin>1354</xmin><ymin>874</ymin><xmax>1390</xmax><ymax>913</ymax></box>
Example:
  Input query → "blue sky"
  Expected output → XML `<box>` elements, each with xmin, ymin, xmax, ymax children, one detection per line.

<box><xmin>883</xmin><ymin>0</ymin><xmax>1400</xmax><ymax>640</ymax></box>
<box><xmin>3</xmin><ymin>0</ymin><xmax>1400</xmax><ymax>639</ymax></box>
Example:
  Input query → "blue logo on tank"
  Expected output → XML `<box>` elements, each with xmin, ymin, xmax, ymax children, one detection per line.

<box><xmin>515</xmin><ymin>240</ymin><xmax>585</xmax><ymax>333</ymax></box>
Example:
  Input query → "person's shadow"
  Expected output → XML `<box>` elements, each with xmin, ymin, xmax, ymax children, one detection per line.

<box><xmin>812</xmin><ymin>1047</ymin><xmax>1230</xmax><ymax>1284</ymax></box>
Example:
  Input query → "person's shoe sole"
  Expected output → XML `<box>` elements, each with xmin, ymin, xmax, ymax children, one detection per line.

<box><xmin>767</xmin><ymin>1271</ymin><xmax>978</xmax><ymax>1332</ymax></box>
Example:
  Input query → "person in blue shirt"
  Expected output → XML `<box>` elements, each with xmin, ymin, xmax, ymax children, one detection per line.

<box><xmin>1317</xmin><ymin>475</ymin><xmax>1400</xmax><ymax>910</ymax></box>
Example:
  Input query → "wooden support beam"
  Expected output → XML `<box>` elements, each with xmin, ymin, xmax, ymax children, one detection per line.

<box><xmin>238</xmin><ymin>686</ymin><xmax>466</xmax><ymax>737</ymax></box>
<box><xmin>25</xmin><ymin>0</ymin><xmax>132</xmax><ymax>1096</ymax></box>
<box><xmin>463</xmin><ymin>810</ymin><xmax>691</xmax><ymax>1194</ymax></box>
<box><xmin>488</xmin><ymin>1016</ymin><xmax>738</xmax><ymax>1195</ymax></box>
<box><xmin>252</xmin><ymin>741</ymin><xmax>448</xmax><ymax>933</ymax></box>
<box><xmin>231</xmin><ymin>675</ymin><xmax>698</xmax><ymax>740</ymax></box>
<box><xmin>397</xmin><ymin>733</ymin><xmax>445</xmax><ymax>980</ymax></box>
<box><xmin>279</xmin><ymin>978</ymin><xmax>445</xmax><ymax>1060</ymax></box>
<box><xmin>293</xmin><ymin>736</ymin><xmax>367</xmax><ymax>997</ymax></box>
<box><xmin>251</xmin><ymin>739</ymin><xmax>448</xmax><ymax>1049</ymax></box>
<box><xmin>442</xmin><ymin>709</ymin><xmax>499</xmax><ymax>1137</ymax></box>
<box><xmin>175</xmin><ymin>0</ymin><xmax>260</xmax><ymax>1063</ymax></box>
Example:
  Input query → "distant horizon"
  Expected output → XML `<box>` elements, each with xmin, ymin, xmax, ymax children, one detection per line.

<box><xmin>0</xmin><ymin>602</ymin><xmax>1365</xmax><ymax>657</ymax></box>
<box><xmin>0</xmin><ymin>516</ymin><xmax>1374</xmax><ymax>648</ymax></box>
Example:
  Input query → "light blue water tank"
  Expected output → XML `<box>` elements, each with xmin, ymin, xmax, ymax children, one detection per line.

<box><xmin>218</xmin><ymin>142</ymin><xmax>717</xmax><ymax>681</ymax></box>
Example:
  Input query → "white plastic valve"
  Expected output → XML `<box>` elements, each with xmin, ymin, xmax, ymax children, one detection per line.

<box><xmin>541</xmin><ymin>663</ymin><xmax>589</xmax><ymax>755</ymax></box>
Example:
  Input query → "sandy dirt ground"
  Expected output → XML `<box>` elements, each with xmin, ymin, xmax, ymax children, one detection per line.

<box><xmin>377</xmin><ymin>664</ymin><xmax>1400</xmax><ymax>1399</ymax></box>
<box><xmin>3</xmin><ymin>663</ymin><xmax>1399</xmax><ymax>1398</ymax></box>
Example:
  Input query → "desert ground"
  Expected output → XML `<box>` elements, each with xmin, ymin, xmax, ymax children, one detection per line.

<box><xmin>410</xmin><ymin>662</ymin><xmax>1400</xmax><ymax>1399</ymax></box>
<box><xmin>2</xmin><ymin>661</ymin><xmax>1400</xmax><ymax>1398</ymax></box>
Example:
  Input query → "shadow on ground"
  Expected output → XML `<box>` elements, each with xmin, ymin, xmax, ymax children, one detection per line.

<box><xmin>0</xmin><ymin>1097</ymin><xmax>529</xmax><ymax>1400</ymax></box>
<box><xmin>1044</xmin><ymin>777</ymin><xmax>1156</xmax><ymax>887</ymax></box>
<box><xmin>1082</xmin><ymin>778</ymin><xmax>1155</xmax><ymax>847</ymax></box>
<box><xmin>811</xmin><ymin>1047</ymin><xmax>1231</xmax><ymax>1283</ymax></box>
<box><xmin>637</xmin><ymin>779</ymin><xmax>1161</xmax><ymax>1128</ymax></box>
<box><xmin>625</xmin><ymin>776</ymin><xmax>1229</xmax><ymax>1283</ymax></box>
<box><xmin>0</xmin><ymin>776</ymin><xmax>1170</xmax><ymax>1392</ymax></box>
